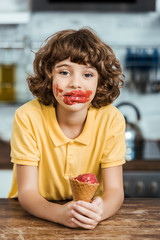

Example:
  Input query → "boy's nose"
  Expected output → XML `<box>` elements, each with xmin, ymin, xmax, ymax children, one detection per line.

<box><xmin>68</xmin><ymin>75</ymin><xmax>81</xmax><ymax>88</ymax></box>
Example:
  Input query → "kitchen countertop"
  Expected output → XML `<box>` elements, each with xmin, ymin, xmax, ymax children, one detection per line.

<box><xmin>0</xmin><ymin>198</ymin><xmax>160</xmax><ymax>239</ymax></box>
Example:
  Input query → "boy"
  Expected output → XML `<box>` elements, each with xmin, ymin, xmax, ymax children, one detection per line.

<box><xmin>8</xmin><ymin>28</ymin><xmax>126</xmax><ymax>229</ymax></box>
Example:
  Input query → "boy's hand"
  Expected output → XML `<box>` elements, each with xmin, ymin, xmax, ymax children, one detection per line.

<box><xmin>58</xmin><ymin>201</ymin><xmax>79</xmax><ymax>228</ymax></box>
<box><xmin>71</xmin><ymin>197</ymin><xmax>103</xmax><ymax>229</ymax></box>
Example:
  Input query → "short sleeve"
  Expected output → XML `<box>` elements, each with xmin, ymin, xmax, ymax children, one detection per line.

<box><xmin>100</xmin><ymin>112</ymin><xmax>126</xmax><ymax>168</ymax></box>
<box><xmin>10</xmin><ymin>110</ymin><xmax>40</xmax><ymax>166</ymax></box>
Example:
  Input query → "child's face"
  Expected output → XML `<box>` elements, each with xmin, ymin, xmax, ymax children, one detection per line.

<box><xmin>52</xmin><ymin>59</ymin><xmax>98</xmax><ymax>112</ymax></box>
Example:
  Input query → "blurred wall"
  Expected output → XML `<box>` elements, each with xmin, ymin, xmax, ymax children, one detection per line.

<box><xmin>0</xmin><ymin>9</ymin><xmax>160</xmax><ymax>140</ymax></box>
<box><xmin>0</xmin><ymin>12</ymin><xmax>160</xmax><ymax>45</ymax></box>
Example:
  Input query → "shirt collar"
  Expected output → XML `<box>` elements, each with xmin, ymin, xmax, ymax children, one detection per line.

<box><xmin>42</xmin><ymin>104</ymin><xmax>95</xmax><ymax>147</ymax></box>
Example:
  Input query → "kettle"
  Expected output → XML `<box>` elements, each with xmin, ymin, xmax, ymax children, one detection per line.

<box><xmin>116</xmin><ymin>102</ymin><xmax>144</xmax><ymax>161</ymax></box>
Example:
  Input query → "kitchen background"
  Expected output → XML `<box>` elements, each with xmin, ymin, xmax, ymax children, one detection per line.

<box><xmin>0</xmin><ymin>0</ymin><xmax>160</xmax><ymax>198</ymax></box>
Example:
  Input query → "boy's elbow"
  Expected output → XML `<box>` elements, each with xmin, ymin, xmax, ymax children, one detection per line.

<box><xmin>18</xmin><ymin>191</ymin><xmax>26</xmax><ymax>206</ymax></box>
<box><xmin>18</xmin><ymin>189</ymin><xmax>29</xmax><ymax>208</ymax></box>
<box><xmin>18</xmin><ymin>189</ymin><xmax>38</xmax><ymax>209</ymax></box>
<box><xmin>120</xmin><ymin>190</ymin><xmax>125</xmax><ymax>205</ymax></box>
<box><xmin>118</xmin><ymin>187</ymin><xmax>125</xmax><ymax>205</ymax></box>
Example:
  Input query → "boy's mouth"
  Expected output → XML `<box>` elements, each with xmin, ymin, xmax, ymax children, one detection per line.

<box><xmin>63</xmin><ymin>90</ymin><xmax>92</xmax><ymax>105</ymax></box>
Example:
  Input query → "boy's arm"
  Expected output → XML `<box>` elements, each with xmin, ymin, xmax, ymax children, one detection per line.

<box><xmin>17</xmin><ymin>164</ymin><xmax>78</xmax><ymax>228</ymax></box>
<box><xmin>101</xmin><ymin>165</ymin><xmax>124</xmax><ymax>220</ymax></box>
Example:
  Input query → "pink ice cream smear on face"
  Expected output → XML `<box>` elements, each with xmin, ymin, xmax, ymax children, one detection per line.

<box><xmin>63</xmin><ymin>90</ymin><xmax>92</xmax><ymax>105</ymax></box>
<box><xmin>75</xmin><ymin>173</ymin><xmax>98</xmax><ymax>184</ymax></box>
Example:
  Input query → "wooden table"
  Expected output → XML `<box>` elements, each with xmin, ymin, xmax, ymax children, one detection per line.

<box><xmin>0</xmin><ymin>198</ymin><xmax>160</xmax><ymax>239</ymax></box>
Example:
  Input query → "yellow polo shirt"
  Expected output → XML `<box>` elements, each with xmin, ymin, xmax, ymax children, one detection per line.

<box><xmin>8</xmin><ymin>98</ymin><xmax>126</xmax><ymax>200</ymax></box>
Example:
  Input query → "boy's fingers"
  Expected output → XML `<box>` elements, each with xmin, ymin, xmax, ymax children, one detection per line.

<box><xmin>71</xmin><ymin>209</ymin><xmax>95</xmax><ymax>225</ymax></box>
<box><xmin>73</xmin><ymin>203</ymin><xmax>100</xmax><ymax>222</ymax></box>
<box><xmin>92</xmin><ymin>197</ymin><xmax>103</xmax><ymax>206</ymax></box>
<box><xmin>75</xmin><ymin>201</ymin><xmax>98</xmax><ymax>213</ymax></box>
<box><xmin>71</xmin><ymin>217</ymin><xmax>96</xmax><ymax>230</ymax></box>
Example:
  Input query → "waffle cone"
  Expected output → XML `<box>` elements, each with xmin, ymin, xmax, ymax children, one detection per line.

<box><xmin>69</xmin><ymin>178</ymin><xmax>99</xmax><ymax>202</ymax></box>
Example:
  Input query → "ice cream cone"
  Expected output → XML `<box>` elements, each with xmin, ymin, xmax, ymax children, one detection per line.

<box><xmin>69</xmin><ymin>177</ymin><xmax>99</xmax><ymax>202</ymax></box>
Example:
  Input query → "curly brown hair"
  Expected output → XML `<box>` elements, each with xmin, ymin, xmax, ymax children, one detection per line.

<box><xmin>27</xmin><ymin>27</ymin><xmax>124</xmax><ymax>108</ymax></box>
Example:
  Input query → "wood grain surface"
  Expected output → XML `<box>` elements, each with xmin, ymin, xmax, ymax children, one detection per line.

<box><xmin>0</xmin><ymin>198</ymin><xmax>160</xmax><ymax>240</ymax></box>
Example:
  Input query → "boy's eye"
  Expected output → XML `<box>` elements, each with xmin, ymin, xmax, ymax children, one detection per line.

<box><xmin>84</xmin><ymin>73</ymin><xmax>93</xmax><ymax>78</ymax></box>
<box><xmin>59</xmin><ymin>70</ymin><xmax>70</xmax><ymax>75</ymax></box>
